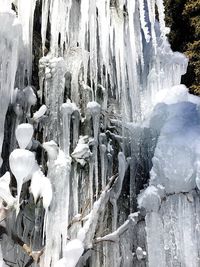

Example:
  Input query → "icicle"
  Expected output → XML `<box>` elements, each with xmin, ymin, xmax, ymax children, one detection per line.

<box><xmin>87</xmin><ymin>102</ymin><xmax>101</xmax><ymax>197</ymax></box>
<box><xmin>23</xmin><ymin>86</ymin><xmax>37</xmax><ymax>116</ymax></box>
<box><xmin>139</xmin><ymin>0</ymin><xmax>151</xmax><ymax>43</ymax></box>
<box><xmin>43</xmin><ymin>142</ymin><xmax>71</xmax><ymax>266</ymax></box>
<box><xmin>15</xmin><ymin>123</ymin><xmax>33</xmax><ymax>149</ymax></box>
<box><xmin>0</xmin><ymin>172</ymin><xmax>16</xmax><ymax>208</ymax></box>
<box><xmin>0</xmin><ymin>10</ymin><xmax>21</xmax><ymax>167</ymax></box>
<box><xmin>17</xmin><ymin>0</ymin><xmax>36</xmax><ymax>82</ymax></box>
<box><xmin>110</xmin><ymin>8</ymin><xmax>125</xmax><ymax>100</ymax></box>
<box><xmin>30</xmin><ymin>169</ymin><xmax>52</xmax><ymax>210</ymax></box>
<box><xmin>79</xmin><ymin>0</ymin><xmax>89</xmax><ymax>46</ymax></box>
<box><xmin>61</xmin><ymin>100</ymin><xmax>77</xmax><ymax>156</ymax></box>
<box><xmin>89</xmin><ymin>157</ymin><xmax>94</xmax><ymax>206</ymax></box>
<box><xmin>100</xmin><ymin>144</ymin><xmax>107</xmax><ymax>189</ymax></box>
<box><xmin>39</xmin><ymin>56</ymin><xmax>67</xmax><ymax>140</ymax></box>
<box><xmin>9</xmin><ymin>149</ymin><xmax>36</xmax><ymax>215</ymax></box>
<box><xmin>110</xmin><ymin>152</ymin><xmax>126</xmax><ymax>230</ymax></box>
<box><xmin>46</xmin><ymin>0</ymin><xmax>72</xmax><ymax>55</ymax></box>
<box><xmin>147</xmin><ymin>0</ymin><xmax>157</xmax><ymax>53</ymax></box>
<box><xmin>96</xmin><ymin>0</ymin><xmax>111</xmax><ymax>82</ymax></box>
<box><xmin>65</xmin><ymin>48</ymin><xmax>87</xmax><ymax>106</ymax></box>
<box><xmin>156</xmin><ymin>0</ymin><xmax>167</xmax><ymax>37</ymax></box>
<box><xmin>88</xmin><ymin>0</ymin><xmax>98</xmax><ymax>93</ymax></box>
<box><xmin>41</xmin><ymin>0</ymin><xmax>49</xmax><ymax>54</ymax></box>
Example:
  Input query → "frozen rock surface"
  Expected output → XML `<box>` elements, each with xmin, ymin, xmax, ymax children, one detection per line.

<box><xmin>0</xmin><ymin>1</ymin><xmax>199</xmax><ymax>267</ymax></box>
<box><xmin>141</xmin><ymin>86</ymin><xmax>200</xmax><ymax>267</ymax></box>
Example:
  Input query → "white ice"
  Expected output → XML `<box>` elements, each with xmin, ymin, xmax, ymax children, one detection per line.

<box><xmin>9</xmin><ymin>149</ymin><xmax>36</xmax><ymax>214</ymax></box>
<box><xmin>0</xmin><ymin>172</ymin><xmax>16</xmax><ymax>208</ymax></box>
<box><xmin>15</xmin><ymin>123</ymin><xmax>33</xmax><ymax>149</ymax></box>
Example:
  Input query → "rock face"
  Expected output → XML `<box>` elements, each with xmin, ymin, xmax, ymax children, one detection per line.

<box><xmin>0</xmin><ymin>1</ymin><xmax>199</xmax><ymax>267</ymax></box>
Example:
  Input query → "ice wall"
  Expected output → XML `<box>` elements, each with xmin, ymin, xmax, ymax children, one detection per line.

<box><xmin>17</xmin><ymin>0</ymin><xmax>37</xmax><ymax>82</ymax></box>
<box><xmin>0</xmin><ymin>0</ymin><xmax>198</xmax><ymax>267</ymax></box>
<box><xmin>139</xmin><ymin>86</ymin><xmax>200</xmax><ymax>266</ymax></box>
<box><xmin>0</xmin><ymin>6</ymin><xmax>22</xmax><ymax>167</ymax></box>
<box><xmin>37</xmin><ymin>0</ymin><xmax>189</xmax><ymax>266</ymax></box>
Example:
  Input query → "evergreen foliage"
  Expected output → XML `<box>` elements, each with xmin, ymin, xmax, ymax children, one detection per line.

<box><xmin>164</xmin><ymin>0</ymin><xmax>200</xmax><ymax>94</ymax></box>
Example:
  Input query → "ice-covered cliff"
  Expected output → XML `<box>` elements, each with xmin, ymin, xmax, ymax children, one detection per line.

<box><xmin>0</xmin><ymin>0</ymin><xmax>199</xmax><ymax>266</ymax></box>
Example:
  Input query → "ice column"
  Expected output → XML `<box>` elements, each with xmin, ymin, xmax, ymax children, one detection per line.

<box><xmin>17</xmin><ymin>0</ymin><xmax>36</xmax><ymax>82</ymax></box>
<box><xmin>43</xmin><ymin>142</ymin><xmax>72</xmax><ymax>266</ymax></box>
<box><xmin>140</xmin><ymin>88</ymin><xmax>200</xmax><ymax>267</ymax></box>
<box><xmin>0</xmin><ymin>9</ymin><xmax>21</xmax><ymax>167</ymax></box>
<box><xmin>87</xmin><ymin>101</ymin><xmax>101</xmax><ymax>198</ymax></box>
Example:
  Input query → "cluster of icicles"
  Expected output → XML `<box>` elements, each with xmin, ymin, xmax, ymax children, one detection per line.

<box><xmin>0</xmin><ymin>0</ymin><xmax>195</xmax><ymax>266</ymax></box>
<box><xmin>0</xmin><ymin>86</ymin><xmax>51</xmax><ymax>222</ymax></box>
<box><xmin>0</xmin><ymin>100</ymin><xmax>85</xmax><ymax>266</ymax></box>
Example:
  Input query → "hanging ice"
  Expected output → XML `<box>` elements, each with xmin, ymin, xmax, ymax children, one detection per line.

<box><xmin>0</xmin><ymin>172</ymin><xmax>16</xmax><ymax>208</ymax></box>
<box><xmin>0</xmin><ymin>0</ymin><xmax>200</xmax><ymax>266</ymax></box>
<box><xmin>140</xmin><ymin>85</ymin><xmax>200</xmax><ymax>267</ymax></box>
<box><xmin>17</xmin><ymin>0</ymin><xmax>36</xmax><ymax>81</ymax></box>
<box><xmin>30</xmin><ymin>169</ymin><xmax>52</xmax><ymax>210</ymax></box>
<box><xmin>9</xmin><ymin>149</ymin><xmax>36</xmax><ymax>214</ymax></box>
<box><xmin>33</xmin><ymin>104</ymin><xmax>47</xmax><ymax>120</ymax></box>
<box><xmin>0</xmin><ymin>9</ymin><xmax>22</xmax><ymax>167</ymax></box>
<box><xmin>42</xmin><ymin>142</ymin><xmax>71</xmax><ymax>266</ymax></box>
<box><xmin>15</xmin><ymin>123</ymin><xmax>34</xmax><ymax>149</ymax></box>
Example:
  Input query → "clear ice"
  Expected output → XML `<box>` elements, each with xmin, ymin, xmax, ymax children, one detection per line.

<box><xmin>0</xmin><ymin>0</ymin><xmax>199</xmax><ymax>267</ymax></box>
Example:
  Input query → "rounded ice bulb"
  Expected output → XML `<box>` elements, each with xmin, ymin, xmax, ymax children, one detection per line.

<box><xmin>15</xmin><ymin>123</ymin><xmax>34</xmax><ymax>149</ymax></box>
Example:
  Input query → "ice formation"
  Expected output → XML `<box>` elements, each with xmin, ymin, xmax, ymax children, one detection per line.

<box><xmin>0</xmin><ymin>0</ymin><xmax>199</xmax><ymax>267</ymax></box>
<box><xmin>9</xmin><ymin>149</ymin><xmax>36</xmax><ymax>214</ymax></box>
<box><xmin>30</xmin><ymin>169</ymin><xmax>52</xmax><ymax>210</ymax></box>
<box><xmin>56</xmin><ymin>239</ymin><xmax>84</xmax><ymax>267</ymax></box>
<box><xmin>15</xmin><ymin>123</ymin><xmax>34</xmax><ymax>149</ymax></box>
<box><xmin>0</xmin><ymin>6</ymin><xmax>22</xmax><ymax>167</ymax></box>
<box><xmin>33</xmin><ymin>104</ymin><xmax>47</xmax><ymax>120</ymax></box>
<box><xmin>0</xmin><ymin>172</ymin><xmax>16</xmax><ymax>208</ymax></box>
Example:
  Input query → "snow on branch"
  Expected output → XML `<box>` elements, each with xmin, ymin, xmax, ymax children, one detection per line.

<box><xmin>80</xmin><ymin>173</ymin><xmax>118</xmax><ymax>248</ymax></box>
<box><xmin>94</xmin><ymin>212</ymin><xmax>139</xmax><ymax>243</ymax></box>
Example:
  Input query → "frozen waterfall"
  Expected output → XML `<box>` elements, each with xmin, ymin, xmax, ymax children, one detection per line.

<box><xmin>0</xmin><ymin>0</ymin><xmax>199</xmax><ymax>266</ymax></box>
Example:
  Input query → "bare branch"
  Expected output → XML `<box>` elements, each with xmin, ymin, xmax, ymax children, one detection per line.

<box><xmin>94</xmin><ymin>212</ymin><xmax>139</xmax><ymax>243</ymax></box>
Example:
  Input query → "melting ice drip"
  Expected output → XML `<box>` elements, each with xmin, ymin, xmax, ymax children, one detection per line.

<box><xmin>0</xmin><ymin>0</ymin><xmax>199</xmax><ymax>267</ymax></box>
